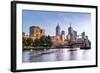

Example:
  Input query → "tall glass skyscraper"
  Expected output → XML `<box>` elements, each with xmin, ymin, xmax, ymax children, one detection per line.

<box><xmin>68</xmin><ymin>25</ymin><xmax>77</xmax><ymax>42</ymax></box>
<box><xmin>56</xmin><ymin>24</ymin><xmax>60</xmax><ymax>36</ymax></box>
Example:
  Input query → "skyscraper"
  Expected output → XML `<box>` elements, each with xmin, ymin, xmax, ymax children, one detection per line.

<box><xmin>30</xmin><ymin>26</ymin><xmax>45</xmax><ymax>39</ymax></box>
<box><xmin>61</xmin><ymin>30</ymin><xmax>65</xmax><ymax>41</ymax></box>
<box><xmin>81</xmin><ymin>32</ymin><xmax>86</xmax><ymax>39</ymax></box>
<box><xmin>68</xmin><ymin>25</ymin><xmax>74</xmax><ymax>41</ymax></box>
<box><xmin>68</xmin><ymin>25</ymin><xmax>73</xmax><ymax>34</ymax></box>
<box><xmin>73</xmin><ymin>30</ymin><xmax>77</xmax><ymax>41</ymax></box>
<box><xmin>67</xmin><ymin>24</ymin><xmax>77</xmax><ymax>42</ymax></box>
<box><xmin>56</xmin><ymin>24</ymin><xmax>60</xmax><ymax>36</ymax></box>
<box><xmin>61</xmin><ymin>30</ymin><xmax>65</xmax><ymax>35</ymax></box>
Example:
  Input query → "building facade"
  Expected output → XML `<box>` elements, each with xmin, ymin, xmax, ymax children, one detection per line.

<box><xmin>61</xmin><ymin>30</ymin><xmax>65</xmax><ymax>41</ymax></box>
<box><xmin>67</xmin><ymin>25</ymin><xmax>77</xmax><ymax>41</ymax></box>
<box><xmin>56</xmin><ymin>24</ymin><xmax>60</xmax><ymax>36</ymax></box>
<box><xmin>30</xmin><ymin>26</ymin><xmax>45</xmax><ymax>40</ymax></box>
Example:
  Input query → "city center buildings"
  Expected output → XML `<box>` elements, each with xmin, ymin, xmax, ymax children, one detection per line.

<box><xmin>23</xmin><ymin>23</ymin><xmax>91</xmax><ymax>49</ymax></box>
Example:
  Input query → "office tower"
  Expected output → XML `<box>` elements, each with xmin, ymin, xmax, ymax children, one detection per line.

<box><xmin>30</xmin><ymin>26</ymin><xmax>45</xmax><ymax>39</ymax></box>
<box><xmin>61</xmin><ymin>30</ymin><xmax>65</xmax><ymax>41</ymax></box>
<box><xmin>56</xmin><ymin>24</ymin><xmax>60</xmax><ymax>36</ymax></box>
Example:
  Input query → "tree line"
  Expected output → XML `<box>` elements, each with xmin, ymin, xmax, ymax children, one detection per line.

<box><xmin>23</xmin><ymin>35</ymin><xmax>53</xmax><ymax>48</ymax></box>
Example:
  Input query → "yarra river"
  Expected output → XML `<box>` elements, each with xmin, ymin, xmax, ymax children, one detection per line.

<box><xmin>22</xmin><ymin>48</ymin><xmax>93</xmax><ymax>62</ymax></box>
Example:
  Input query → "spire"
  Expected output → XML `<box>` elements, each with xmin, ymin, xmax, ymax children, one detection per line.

<box><xmin>56</xmin><ymin>23</ymin><xmax>60</xmax><ymax>29</ymax></box>
<box><xmin>56</xmin><ymin>23</ymin><xmax>60</xmax><ymax>36</ymax></box>
<box><xmin>57</xmin><ymin>23</ymin><xmax>60</xmax><ymax>28</ymax></box>
<box><xmin>69</xmin><ymin>22</ymin><xmax>72</xmax><ymax>28</ymax></box>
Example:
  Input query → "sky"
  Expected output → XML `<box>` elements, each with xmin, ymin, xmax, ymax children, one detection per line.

<box><xmin>22</xmin><ymin>10</ymin><xmax>91</xmax><ymax>40</ymax></box>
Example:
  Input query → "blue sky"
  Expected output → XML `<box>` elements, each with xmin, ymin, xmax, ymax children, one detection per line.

<box><xmin>22</xmin><ymin>10</ymin><xmax>91</xmax><ymax>40</ymax></box>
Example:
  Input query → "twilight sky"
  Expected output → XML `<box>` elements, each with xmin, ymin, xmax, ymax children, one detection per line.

<box><xmin>22</xmin><ymin>10</ymin><xmax>91</xmax><ymax>40</ymax></box>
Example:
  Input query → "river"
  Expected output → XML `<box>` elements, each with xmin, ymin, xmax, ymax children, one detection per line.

<box><xmin>22</xmin><ymin>48</ymin><xmax>92</xmax><ymax>62</ymax></box>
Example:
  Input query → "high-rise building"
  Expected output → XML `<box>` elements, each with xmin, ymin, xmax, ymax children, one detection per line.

<box><xmin>73</xmin><ymin>30</ymin><xmax>77</xmax><ymax>41</ymax></box>
<box><xmin>68</xmin><ymin>25</ymin><xmax>74</xmax><ymax>41</ymax></box>
<box><xmin>68</xmin><ymin>25</ymin><xmax>73</xmax><ymax>34</ymax></box>
<box><xmin>61</xmin><ymin>30</ymin><xmax>65</xmax><ymax>41</ymax></box>
<box><xmin>81</xmin><ymin>32</ymin><xmax>86</xmax><ymax>39</ymax></box>
<box><xmin>56</xmin><ymin>24</ymin><xmax>60</xmax><ymax>36</ymax></box>
<box><xmin>61</xmin><ymin>30</ymin><xmax>65</xmax><ymax>35</ymax></box>
<box><xmin>67</xmin><ymin>25</ymin><xmax>77</xmax><ymax>42</ymax></box>
<box><xmin>30</xmin><ymin>26</ymin><xmax>45</xmax><ymax>40</ymax></box>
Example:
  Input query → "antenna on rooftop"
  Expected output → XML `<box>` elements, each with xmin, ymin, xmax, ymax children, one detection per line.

<box><xmin>69</xmin><ymin>22</ymin><xmax>72</xmax><ymax>27</ymax></box>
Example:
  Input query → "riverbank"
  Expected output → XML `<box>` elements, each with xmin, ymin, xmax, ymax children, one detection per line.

<box><xmin>23</xmin><ymin>46</ymin><xmax>80</xmax><ymax>50</ymax></box>
<box><xmin>23</xmin><ymin>46</ymin><xmax>80</xmax><ymax>51</ymax></box>
<box><xmin>23</xmin><ymin>46</ymin><xmax>91</xmax><ymax>51</ymax></box>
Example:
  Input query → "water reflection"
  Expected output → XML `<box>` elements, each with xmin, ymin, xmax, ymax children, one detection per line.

<box><xmin>22</xmin><ymin>48</ymin><xmax>92</xmax><ymax>62</ymax></box>
<box><xmin>69</xmin><ymin>50</ymin><xmax>77</xmax><ymax>60</ymax></box>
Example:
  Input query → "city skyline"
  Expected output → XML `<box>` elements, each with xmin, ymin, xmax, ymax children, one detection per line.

<box><xmin>22</xmin><ymin>10</ymin><xmax>91</xmax><ymax>40</ymax></box>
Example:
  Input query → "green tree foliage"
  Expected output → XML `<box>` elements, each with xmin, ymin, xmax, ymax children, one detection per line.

<box><xmin>23</xmin><ymin>37</ymin><xmax>33</xmax><ymax>47</ymax></box>
<box><xmin>32</xmin><ymin>39</ymin><xmax>41</xmax><ymax>47</ymax></box>
<box><xmin>23</xmin><ymin>35</ymin><xmax>53</xmax><ymax>47</ymax></box>
<box><xmin>45</xmin><ymin>35</ymin><xmax>52</xmax><ymax>47</ymax></box>
<box><xmin>26</xmin><ymin>38</ymin><xmax>33</xmax><ymax>46</ymax></box>
<box><xmin>32</xmin><ymin>35</ymin><xmax>52</xmax><ymax>47</ymax></box>
<box><xmin>23</xmin><ymin>37</ymin><xmax>27</xmax><ymax>47</ymax></box>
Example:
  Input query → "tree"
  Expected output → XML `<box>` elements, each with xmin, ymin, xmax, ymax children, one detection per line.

<box><xmin>40</xmin><ymin>36</ymin><xmax>47</xmax><ymax>47</ymax></box>
<box><xmin>33</xmin><ymin>39</ymin><xmax>41</xmax><ymax>47</ymax></box>
<box><xmin>32</xmin><ymin>35</ymin><xmax>53</xmax><ymax>47</ymax></box>
<box><xmin>40</xmin><ymin>35</ymin><xmax>52</xmax><ymax>47</ymax></box>
<box><xmin>45</xmin><ymin>35</ymin><xmax>52</xmax><ymax>47</ymax></box>
<box><xmin>23</xmin><ymin>37</ymin><xmax>27</xmax><ymax>47</ymax></box>
<box><xmin>26</xmin><ymin>38</ymin><xmax>33</xmax><ymax>47</ymax></box>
